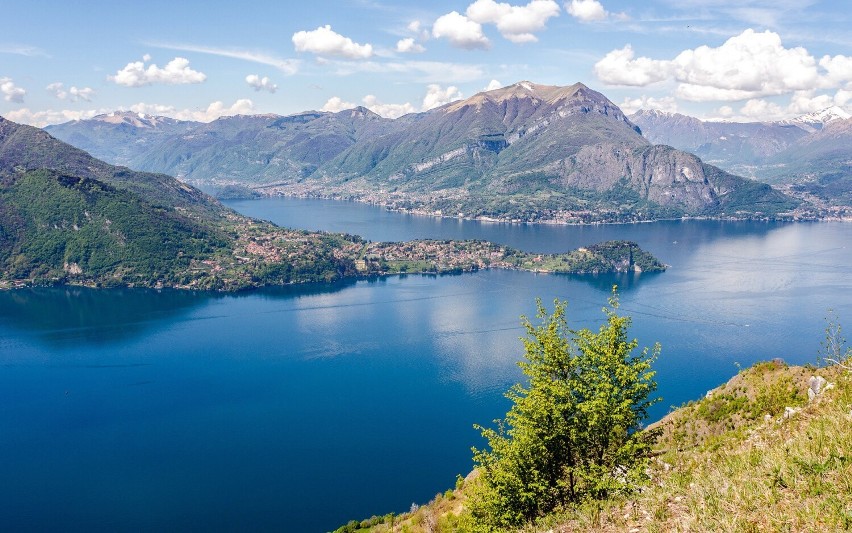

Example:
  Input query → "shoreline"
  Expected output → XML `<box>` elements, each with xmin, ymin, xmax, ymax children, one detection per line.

<box><xmin>240</xmin><ymin>186</ymin><xmax>847</xmax><ymax>226</ymax></box>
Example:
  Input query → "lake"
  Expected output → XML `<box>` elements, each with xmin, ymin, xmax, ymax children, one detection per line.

<box><xmin>1</xmin><ymin>196</ymin><xmax>850</xmax><ymax>531</ymax></box>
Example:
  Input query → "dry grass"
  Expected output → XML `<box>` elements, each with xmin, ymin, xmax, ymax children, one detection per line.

<box><xmin>337</xmin><ymin>360</ymin><xmax>852</xmax><ymax>533</ymax></box>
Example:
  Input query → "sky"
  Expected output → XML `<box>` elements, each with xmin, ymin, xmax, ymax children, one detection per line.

<box><xmin>1</xmin><ymin>0</ymin><xmax>851</xmax><ymax>126</ymax></box>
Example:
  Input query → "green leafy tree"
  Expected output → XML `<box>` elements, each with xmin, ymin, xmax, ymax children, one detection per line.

<box><xmin>468</xmin><ymin>289</ymin><xmax>660</xmax><ymax>529</ymax></box>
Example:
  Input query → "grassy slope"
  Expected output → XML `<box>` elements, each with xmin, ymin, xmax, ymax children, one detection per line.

<box><xmin>340</xmin><ymin>359</ymin><xmax>852</xmax><ymax>532</ymax></box>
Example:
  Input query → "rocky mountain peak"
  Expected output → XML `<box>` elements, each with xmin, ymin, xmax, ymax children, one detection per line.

<box><xmin>91</xmin><ymin>110</ymin><xmax>181</xmax><ymax>129</ymax></box>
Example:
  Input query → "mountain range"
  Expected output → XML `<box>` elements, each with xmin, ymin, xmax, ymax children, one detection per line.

<box><xmin>45</xmin><ymin>81</ymin><xmax>804</xmax><ymax>223</ymax></box>
<box><xmin>630</xmin><ymin>107</ymin><xmax>852</xmax><ymax>206</ymax></box>
<box><xmin>0</xmin><ymin>116</ymin><xmax>361</xmax><ymax>289</ymax></box>
<box><xmin>2</xmin><ymin>114</ymin><xmax>664</xmax><ymax>290</ymax></box>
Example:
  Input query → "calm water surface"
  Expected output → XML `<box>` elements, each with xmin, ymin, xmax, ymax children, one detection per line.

<box><xmin>1</xmin><ymin>197</ymin><xmax>850</xmax><ymax>531</ymax></box>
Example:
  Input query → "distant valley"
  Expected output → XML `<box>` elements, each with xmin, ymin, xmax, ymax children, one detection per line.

<box><xmin>45</xmin><ymin>81</ymin><xmax>811</xmax><ymax>224</ymax></box>
<box><xmin>630</xmin><ymin>106</ymin><xmax>852</xmax><ymax>208</ymax></box>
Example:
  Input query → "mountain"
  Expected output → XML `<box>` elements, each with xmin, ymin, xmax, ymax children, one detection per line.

<box><xmin>44</xmin><ymin>111</ymin><xmax>199</xmax><ymax>167</ymax></box>
<box><xmin>0</xmin><ymin>116</ymin><xmax>358</xmax><ymax>289</ymax></box>
<box><xmin>771</xmin><ymin>117</ymin><xmax>852</xmax><ymax>205</ymax></box>
<box><xmin>1</xmin><ymin>116</ymin><xmax>666</xmax><ymax>290</ymax></box>
<box><xmin>629</xmin><ymin>109</ymin><xmax>809</xmax><ymax>172</ymax></box>
<box><xmin>45</xmin><ymin>82</ymin><xmax>802</xmax><ymax>222</ymax></box>
<box><xmin>316</xmin><ymin>82</ymin><xmax>798</xmax><ymax>220</ymax></box>
<box><xmin>631</xmin><ymin>108</ymin><xmax>852</xmax><ymax>207</ymax></box>
<box><xmin>48</xmin><ymin>108</ymin><xmax>402</xmax><ymax>188</ymax></box>
<box><xmin>778</xmin><ymin>105</ymin><xmax>851</xmax><ymax>133</ymax></box>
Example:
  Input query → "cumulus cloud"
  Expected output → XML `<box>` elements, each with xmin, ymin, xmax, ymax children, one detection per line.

<box><xmin>46</xmin><ymin>82</ymin><xmax>95</xmax><ymax>102</ymax></box>
<box><xmin>362</xmin><ymin>95</ymin><xmax>417</xmax><ymax>118</ymax></box>
<box><xmin>739</xmin><ymin>98</ymin><xmax>784</xmax><ymax>120</ymax></box>
<box><xmin>593</xmin><ymin>45</ymin><xmax>671</xmax><ymax>86</ymax></box>
<box><xmin>466</xmin><ymin>0</ymin><xmax>560</xmax><ymax>43</ymax></box>
<box><xmin>432</xmin><ymin>11</ymin><xmax>490</xmax><ymax>50</ymax></box>
<box><xmin>321</xmin><ymin>84</ymin><xmax>463</xmax><ymax>119</ymax></box>
<box><xmin>109</xmin><ymin>56</ymin><xmax>207</xmax><ymax>87</ymax></box>
<box><xmin>129</xmin><ymin>99</ymin><xmax>255</xmax><ymax>122</ymax></box>
<box><xmin>565</xmin><ymin>0</ymin><xmax>618</xmax><ymax>22</ymax></box>
<box><xmin>321</xmin><ymin>96</ymin><xmax>357</xmax><ymax>112</ymax></box>
<box><xmin>422</xmin><ymin>84</ymin><xmax>463</xmax><ymax>110</ymax></box>
<box><xmin>595</xmin><ymin>29</ymin><xmax>852</xmax><ymax>102</ymax></box>
<box><xmin>245</xmin><ymin>74</ymin><xmax>277</xmax><ymax>93</ymax></box>
<box><xmin>566</xmin><ymin>0</ymin><xmax>605</xmax><ymax>21</ymax></box>
<box><xmin>1</xmin><ymin>77</ymin><xmax>26</xmax><ymax>103</ymax></box>
<box><xmin>819</xmin><ymin>54</ymin><xmax>852</xmax><ymax>88</ymax></box>
<box><xmin>485</xmin><ymin>79</ymin><xmax>503</xmax><ymax>91</ymax></box>
<box><xmin>396</xmin><ymin>38</ymin><xmax>426</xmax><ymax>54</ymax></box>
<box><xmin>787</xmin><ymin>90</ymin><xmax>845</xmax><ymax>115</ymax></box>
<box><xmin>619</xmin><ymin>95</ymin><xmax>678</xmax><ymax>115</ymax></box>
<box><xmin>292</xmin><ymin>25</ymin><xmax>373</xmax><ymax>59</ymax></box>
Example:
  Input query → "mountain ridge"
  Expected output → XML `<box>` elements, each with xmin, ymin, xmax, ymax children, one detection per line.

<box><xmin>44</xmin><ymin>81</ymin><xmax>805</xmax><ymax>223</ymax></box>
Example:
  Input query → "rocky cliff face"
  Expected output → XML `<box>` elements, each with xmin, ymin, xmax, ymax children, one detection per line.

<box><xmin>546</xmin><ymin>143</ymin><xmax>717</xmax><ymax>211</ymax></box>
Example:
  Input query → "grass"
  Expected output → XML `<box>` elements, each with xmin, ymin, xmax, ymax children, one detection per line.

<box><xmin>335</xmin><ymin>359</ymin><xmax>852</xmax><ymax>532</ymax></box>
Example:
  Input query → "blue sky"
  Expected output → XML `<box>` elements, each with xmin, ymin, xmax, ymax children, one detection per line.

<box><xmin>1</xmin><ymin>0</ymin><xmax>851</xmax><ymax>126</ymax></box>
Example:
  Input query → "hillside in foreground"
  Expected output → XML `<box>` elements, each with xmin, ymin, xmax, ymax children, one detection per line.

<box><xmin>337</xmin><ymin>359</ymin><xmax>852</xmax><ymax>532</ymax></box>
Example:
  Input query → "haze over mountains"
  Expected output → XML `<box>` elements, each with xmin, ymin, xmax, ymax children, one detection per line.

<box><xmin>44</xmin><ymin>81</ymin><xmax>803</xmax><ymax>223</ymax></box>
<box><xmin>630</xmin><ymin>107</ymin><xmax>852</xmax><ymax>206</ymax></box>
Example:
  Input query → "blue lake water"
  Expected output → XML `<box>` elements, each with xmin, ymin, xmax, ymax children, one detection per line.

<box><xmin>1</xmin><ymin>196</ymin><xmax>850</xmax><ymax>531</ymax></box>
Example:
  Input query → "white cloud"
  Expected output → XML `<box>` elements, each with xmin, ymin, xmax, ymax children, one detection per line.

<box><xmin>619</xmin><ymin>95</ymin><xmax>678</xmax><ymax>115</ymax></box>
<box><xmin>432</xmin><ymin>11</ymin><xmax>490</xmax><ymax>50</ymax></box>
<box><xmin>396</xmin><ymin>38</ymin><xmax>426</xmax><ymax>54</ymax></box>
<box><xmin>5</xmin><ymin>107</ymin><xmax>104</xmax><ymax>127</ymax></box>
<box><xmin>595</xmin><ymin>29</ymin><xmax>852</xmax><ymax>102</ymax></box>
<box><xmin>46</xmin><ymin>82</ymin><xmax>95</xmax><ymax>102</ymax></box>
<box><xmin>362</xmin><ymin>94</ymin><xmax>417</xmax><ymax>118</ymax></box>
<box><xmin>485</xmin><ymin>79</ymin><xmax>503</xmax><ymax>90</ymax></box>
<box><xmin>245</xmin><ymin>74</ymin><xmax>277</xmax><ymax>93</ymax></box>
<box><xmin>320</xmin><ymin>84</ymin><xmax>464</xmax><ymax>119</ymax></box>
<box><xmin>129</xmin><ymin>99</ymin><xmax>255</xmax><ymax>122</ymax></box>
<box><xmin>1</xmin><ymin>77</ymin><xmax>26</xmax><ymax>103</ymax></box>
<box><xmin>321</xmin><ymin>96</ymin><xmax>357</xmax><ymax>112</ymax></box>
<box><xmin>422</xmin><ymin>84</ymin><xmax>463</xmax><ymax>110</ymax></box>
<box><xmin>787</xmin><ymin>90</ymin><xmax>840</xmax><ymax>115</ymax></box>
<box><xmin>739</xmin><ymin>98</ymin><xmax>784</xmax><ymax>120</ymax></box>
<box><xmin>835</xmin><ymin>89</ymin><xmax>852</xmax><ymax>108</ymax></box>
<box><xmin>819</xmin><ymin>54</ymin><xmax>852</xmax><ymax>87</ymax></box>
<box><xmin>406</xmin><ymin>20</ymin><xmax>431</xmax><ymax>42</ymax></box>
<box><xmin>593</xmin><ymin>45</ymin><xmax>671</xmax><ymax>86</ymax></box>
<box><xmin>109</xmin><ymin>56</ymin><xmax>207</xmax><ymax>87</ymax></box>
<box><xmin>670</xmin><ymin>30</ymin><xmax>819</xmax><ymax>98</ymax></box>
<box><xmin>565</xmin><ymin>0</ymin><xmax>607</xmax><ymax>21</ymax></box>
<box><xmin>407</xmin><ymin>21</ymin><xmax>422</xmax><ymax>33</ymax></box>
<box><xmin>292</xmin><ymin>25</ymin><xmax>373</xmax><ymax>59</ymax></box>
<box><xmin>147</xmin><ymin>42</ymin><xmax>299</xmax><ymax>74</ymax></box>
<box><xmin>466</xmin><ymin>0</ymin><xmax>560</xmax><ymax>43</ymax></box>
<box><xmin>0</xmin><ymin>44</ymin><xmax>48</xmax><ymax>57</ymax></box>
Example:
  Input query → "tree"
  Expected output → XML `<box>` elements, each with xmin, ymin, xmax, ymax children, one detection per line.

<box><xmin>468</xmin><ymin>288</ymin><xmax>660</xmax><ymax>529</ymax></box>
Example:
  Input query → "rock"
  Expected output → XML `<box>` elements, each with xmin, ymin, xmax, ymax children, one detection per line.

<box><xmin>783</xmin><ymin>406</ymin><xmax>801</xmax><ymax>419</ymax></box>
<box><xmin>764</xmin><ymin>414</ymin><xmax>773</xmax><ymax>422</ymax></box>
<box><xmin>808</xmin><ymin>375</ymin><xmax>828</xmax><ymax>402</ymax></box>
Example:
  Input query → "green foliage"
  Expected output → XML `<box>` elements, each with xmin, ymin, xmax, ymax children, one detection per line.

<box><xmin>469</xmin><ymin>290</ymin><xmax>660</xmax><ymax>529</ymax></box>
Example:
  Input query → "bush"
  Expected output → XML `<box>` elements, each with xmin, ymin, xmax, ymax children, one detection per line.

<box><xmin>468</xmin><ymin>289</ymin><xmax>660</xmax><ymax>530</ymax></box>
